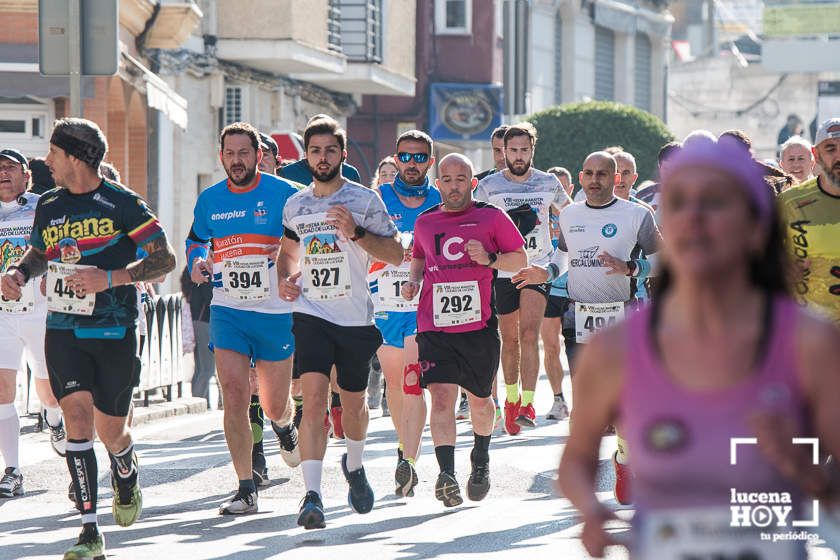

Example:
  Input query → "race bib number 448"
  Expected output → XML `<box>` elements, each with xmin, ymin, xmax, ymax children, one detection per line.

<box><xmin>47</xmin><ymin>262</ymin><xmax>95</xmax><ymax>316</ymax></box>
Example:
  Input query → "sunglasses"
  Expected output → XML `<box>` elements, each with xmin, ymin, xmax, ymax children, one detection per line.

<box><xmin>397</xmin><ymin>152</ymin><xmax>429</xmax><ymax>164</ymax></box>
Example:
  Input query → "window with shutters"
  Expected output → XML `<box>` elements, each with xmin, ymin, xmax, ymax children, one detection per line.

<box><xmin>594</xmin><ymin>26</ymin><xmax>615</xmax><ymax>101</ymax></box>
<box><xmin>328</xmin><ymin>0</ymin><xmax>342</xmax><ymax>53</ymax></box>
<box><xmin>634</xmin><ymin>33</ymin><xmax>652</xmax><ymax>112</ymax></box>
<box><xmin>224</xmin><ymin>86</ymin><xmax>245</xmax><ymax>126</ymax></box>
<box><xmin>339</xmin><ymin>0</ymin><xmax>383</xmax><ymax>62</ymax></box>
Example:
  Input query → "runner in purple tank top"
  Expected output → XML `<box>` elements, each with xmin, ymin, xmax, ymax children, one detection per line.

<box><xmin>558</xmin><ymin>135</ymin><xmax>840</xmax><ymax>559</ymax></box>
<box><xmin>403</xmin><ymin>153</ymin><xmax>526</xmax><ymax>508</ymax></box>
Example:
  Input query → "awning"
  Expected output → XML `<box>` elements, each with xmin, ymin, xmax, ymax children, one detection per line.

<box><xmin>122</xmin><ymin>52</ymin><xmax>188</xmax><ymax>130</ymax></box>
<box><xmin>0</xmin><ymin>43</ymin><xmax>94</xmax><ymax>99</ymax></box>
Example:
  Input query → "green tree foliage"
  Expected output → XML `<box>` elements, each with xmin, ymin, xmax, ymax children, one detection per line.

<box><xmin>528</xmin><ymin>101</ymin><xmax>675</xmax><ymax>182</ymax></box>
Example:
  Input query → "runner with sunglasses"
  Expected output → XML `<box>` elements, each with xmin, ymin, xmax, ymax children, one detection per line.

<box><xmin>368</xmin><ymin>130</ymin><xmax>441</xmax><ymax>498</ymax></box>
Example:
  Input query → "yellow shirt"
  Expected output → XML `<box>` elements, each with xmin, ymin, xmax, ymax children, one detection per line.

<box><xmin>778</xmin><ymin>176</ymin><xmax>840</xmax><ymax>324</ymax></box>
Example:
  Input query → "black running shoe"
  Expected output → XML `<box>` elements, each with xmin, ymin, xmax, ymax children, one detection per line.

<box><xmin>272</xmin><ymin>421</ymin><xmax>302</xmax><ymax>468</ymax></box>
<box><xmin>297</xmin><ymin>491</ymin><xmax>326</xmax><ymax>529</ymax></box>
<box><xmin>341</xmin><ymin>453</ymin><xmax>375</xmax><ymax>514</ymax></box>
<box><xmin>467</xmin><ymin>461</ymin><xmax>490</xmax><ymax>501</ymax></box>
<box><xmin>252</xmin><ymin>452</ymin><xmax>269</xmax><ymax>487</ymax></box>
<box><xmin>434</xmin><ymin>471</ymin><xmax>463</xmax><ymax>507</ymax></box>
<box><xmin>395</xmin><ymin>458</ymin><xmax>418</xmax><ymax>498</ymax></box>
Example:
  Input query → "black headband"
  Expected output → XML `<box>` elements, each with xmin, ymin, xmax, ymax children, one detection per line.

<box><xmin>50</xmin><ymin>130</ymin><xmax>105</xmax><ymax>168</ymax></box>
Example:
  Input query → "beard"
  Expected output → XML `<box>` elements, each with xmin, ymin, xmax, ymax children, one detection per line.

<box><xmin>505</xmin><ymin>156</ymin><xmax>531</xmax><ymax>177</ymax></box>
<box><xmin>226</xmin><ymin>163</ymin><xmax>257</xmax><ymax>186</ymax></box>
<box><xmin>307</xmin><ymin>160</ymin><xmax>342</xmax><ymax>183</ymax></box>
<box><xmin>398</xmin><ymin>169</ymin><xmax>427</xmax><ymax>186</ymax></box>
<box><xmin>817</xmin><ymin>154</ymin><xmax>840</xmax><ymax>188</ymax></box>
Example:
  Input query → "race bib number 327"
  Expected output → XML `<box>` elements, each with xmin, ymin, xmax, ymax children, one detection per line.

<box><xmin>46</xmin><ymin>262</ymin><xmax>95</xmax><ymax>316</ymax></box>
<box><xmin>303</xmin><ymin>253</ymin><xmax>351</xmax><ymax>300</ymax></box>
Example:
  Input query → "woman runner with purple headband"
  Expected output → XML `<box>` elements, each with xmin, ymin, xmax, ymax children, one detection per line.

<box><xmin>557</xmin><ymin>135</ymin><xmax>840</xmax><ymax>559</ymax></box>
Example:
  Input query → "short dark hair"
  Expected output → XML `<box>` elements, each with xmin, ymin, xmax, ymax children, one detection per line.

<box><xmin>720</xmin><ymin>129</ymin><xmax>752</xmax><ymax>150</ymax></box>
<box><xmin>491</xmin><ymin>125</ymin><xmax>510</xmax><ymax>141</ymax></box>
<box><xmin>304</xmin><ymin>116</ymin><xmax>347</xmax><ymax>152</ymax></box>
<box><xmin>658</xmin><ymin>141</ymin><xmax>682</xmax><ymax>166</ymax></box>
<box><xmin>547</xmin><ymin>166</ymin><xmax>572</xmax><ymax>182</ymax></box>
<box><xmin>220</xmin><ymin>122</ymin><xmax>260</xmax><ymax>152</ymax></box>
<box><xmin>504</xmin><ymin>122</ymin><xmax>537</xmax><ymax>147</ymax></box>
<box><xmin>396</xmin><ymin>129</ymin><xmax>433</xmax><ymax>153</ymax></box>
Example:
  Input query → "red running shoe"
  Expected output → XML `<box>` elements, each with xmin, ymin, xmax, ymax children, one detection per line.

<box><xmin>613</xmin><ymin>451</ymin><xmax>633</xmax><ymax>505</ymax></box>
<box><xmin>330</xmin><ymin>406</ymin><xmax>345</xmax><ymax>439</ymax></box>
<box><xmin>515</xmin><ymin>402</ymin><xmax>536</xmax><ymax>428</ymax></box>
<box><xmin>503</xmin><ymin>399</ymin><xmax>521</xmax><ymax>435</ymax></box>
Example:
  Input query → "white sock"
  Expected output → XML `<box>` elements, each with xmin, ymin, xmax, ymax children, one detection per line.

<box><xmin>44</xmin><ymin>406</ymin><xmax>62</xmax><ymax>427</ymax></box>
<box><xmin>301</xmin><ymin>460</ymin><xmax>323</xmax><ymax>495</ymax></box>
<box><xmin>0</xmin><ymin>403</ymin><xmax>20</xmax><ymax>469</ymax></box>
<box><xmin>345</xmin><ymin>437</ymin><xmax>365</xmax><ymax>472</ymax></box>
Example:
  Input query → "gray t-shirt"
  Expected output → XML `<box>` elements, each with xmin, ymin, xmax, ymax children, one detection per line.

<box><xmin>475</xmin><ymin>168</ymin><xmax>571</xmax><ymax>277</ymax></box>
<box><xmin>283</xmin><ymin>181</ymin><xmax>397</xmax><ymax>326</ymax></box>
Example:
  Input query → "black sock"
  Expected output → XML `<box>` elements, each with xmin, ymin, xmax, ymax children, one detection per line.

<box><xmin>81</xmin><ymin>522</ymin><xmax>99</xmax><ymax>538</ymax></box>
<box><xmin>250</xmin><ymin>394</ymin><xmax>264</xmax><ymax>453</ymax></box>
<box><xmin>397</xmin><ymin>447</ymin><xmax>404</xmax><ymax>462</ymax></box>
<box><xmin>331</xmin><ymin>391</ymin><xmax>341</xmax><ymax>408</ymax></box>
<box><xmin>67</xmin><ymin>439</ymin><xmax>98</xmax><ymax>520</ymax></box>
<box><xmin>471</xmin><ymin>433</ymin><xmax>491</xmax><ymax>465</ymax></box>
<box><xmin>239</xmin><ymin>478</ymin><xmax>257</xmax><ymax>495</ymax></box>
<box><xmin>435</xmin><ymin>445</ymin><xmax>456</xmax><ymax>475</ymax></box>
<box><xmin>554</xmin><ymin>392</ymin><xmax>564</xmax><ymax>400</ymax></box>
<box><xmin>108</xmin><ymin>442</ymin><xmax>138</xmax><ymax>488</ymax></box>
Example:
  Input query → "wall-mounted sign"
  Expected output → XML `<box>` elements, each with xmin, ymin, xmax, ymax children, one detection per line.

<box><xmin>429</xmin><ymin>83</ymin><xmax>503</xmax><ymax>141</ymax></box>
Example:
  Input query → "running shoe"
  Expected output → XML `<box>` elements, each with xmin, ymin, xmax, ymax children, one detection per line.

<box><xmin>330</xmin><ymin>406</ymin><xmax>345</xmax><ymax>439</ymax></box>
<box><xmin>516</xmin><ymin>402</ymin><xmax>537</xmax><ymax>428</ymax></box>
<box><xmin>63</xmin><ymin>526</ymin><xmax>104</xmax><ymax>560</ymax></box>
<box><xmin>297</xmin><ymin>491</ymin><xmax>326</xmax><ymax>529</ymax></box>
<box><xmin>44</xmin><ymin>412</ymin><xmax>67</xmax><ymax>457</ymax></box>
<box><xmin>613</xmin><ymin>451</ymin><xmax>634</xmax><ymax>505</ymax></box>
<box><xmin>293</xmin><ymin>400</ymin><xmax>303</xmax><ymax>429</ymax></box>
<box><xmin>0</xmin><ymin>467</ymin><xmax>23</xmax><ymax>498</ymax></box>
<box><xmin>272</xmin><ymin>421</ymin><xmax>302</xmax><ymax>468</ymax></box>
<box><xmin>455</xmin><ymin>395</ymin><xmax>470</xmax><ymax>420</ymax></box>
<box><xmin>395</xmin><ymin>458</ymin><xmax>418</xmax><ymax>498</ymax></box>
<box><xmin>503</xmin><ymin>399</ymin><xmax>521</xmax><ymax>436</ymax></box>
<box><xmin>434</xmin><ymin>471</ymin><xmax>463</xmax><ymax>507</ymax></box>
<box><xmin>546</xmin><ymin>398</ymin><xmax>570</xmax><ymax>421</ymax></box>
<box><xmin>219</xmin><ymin>488</ymin><xmax>258</xmax><ymax>515</ymax></box>
<box><xmin>467</xmin><ymin>461</ymin><xmax>490</xmax><ymax>502</ymax></box>
<box><xmin>252</xmin><ymin>452</ymin><xmax>269</xmax><ymax>487</ymax></box>
<box><xmin>341</xmin><ymin>453</ymin><xmax>375</xmax><ymax>514</ymax></box>
<box><xmin>110</xmin><ymin>453</ymin><xmax>142</xmax><ymax>527</ymax></box>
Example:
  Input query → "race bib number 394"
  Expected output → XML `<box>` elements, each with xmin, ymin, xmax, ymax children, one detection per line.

<box><xmin>223</xmin><ymin>256</ymin><xmax>269</xmax><ymax>301</ymax></box>
<box><xmin>46</xmin><ymin>263</ymin><xmax>95</xmax><ymax>316</ymax></box>
<box><xmin>303</xmin><ymin>253</ymin><xmax>351</xmax><ymax>300</ymax></box>
<box><xmin>574</xmin><ymin>301</ymin><xmax>624</xmax><ymax>344</ymax></box>
<box><xmin>433</xmin><ymin>281</ymin><xmax>481</xmax><ymax>328</ymax></box>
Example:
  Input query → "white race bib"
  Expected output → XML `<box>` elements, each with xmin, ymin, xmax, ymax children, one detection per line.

<box><xmin>46</xmin><ymin>262</ymin><xmax>95</xmax><ymax>316</ymax></box>
<box><xmin>222</xmin><ymin>256</ymin><xmax>270</xmax><ymax>301</ymax></box>
<box><xmin>0</xmin><ymin>259</ymin><xmax>36</xmax><ymax>313</ymax></box>
<box><xmin>433</xmin><ymin>281</ymin><xmax>481</xmax><ymax>328</ymax></box>
<box><xmin>302</xmin><ymin>252</ymin><xmax>351</xmax><ymax>300</ymax></box>
<box><xmin>379</xmin><ymin>267</ymin><xmax>419</xmax><ymax>310</ymax></box>
<box><xmin>574</xmin><ymin>301</ymin><xmax>624</xmax><ymax>343</ymax></box>
<box><xmin>638</xmin><ymin>508</ymin><xmax>800</xmax><ymax>560</ymax></box>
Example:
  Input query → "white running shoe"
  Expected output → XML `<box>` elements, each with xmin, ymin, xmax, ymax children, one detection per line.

<box><xmin>546</xmin><ymin>399</ymin><xmax>570</xmax><ymax>421</ymax></box>
<box><xmin>273</xmin><ymin>421</ymin><xmax>302</xmax><ymax>468</ymax></box>
<box><xmin>219</xmin><ymin>489</ymin><xmax>258</xmax><ymax>515</ymax></box>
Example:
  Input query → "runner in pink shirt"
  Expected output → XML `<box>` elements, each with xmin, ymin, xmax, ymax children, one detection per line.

<box><xmin>402</xmin><ymin>153</ymin><xmax>526</xmax><ymax>508</ymax></box>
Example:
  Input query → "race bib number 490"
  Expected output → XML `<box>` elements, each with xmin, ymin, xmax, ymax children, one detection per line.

<box><xmin>433</xmin><ymin>281</ymin><xmax>481</xmax><ymax>328</ymax></box>
<box><xmin>223</xmin><ymin>256</ymin><xmax>269</xmax><ymax>301</ymax></box>
<box><xmin>303</xmin><ymin>252</ymin><xmax>351</xmax><ymax>300</ymax></box>
<box><xmin>46</xmin><ymin>263</ymin><xmax>95</xmax><ymax>316</ymax></box>
<box><xmin>574</xmin><ymin>301</ymin><xmax>624</xmax><ymax>344</ymax></box>
<box><xmin>379</xmin><ymin>267</ymin><xmax>419</xmax><ymax>310</ymax></box>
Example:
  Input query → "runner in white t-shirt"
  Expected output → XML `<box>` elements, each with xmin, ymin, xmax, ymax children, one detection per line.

<box><xmin>0</xmin><ymin>148</ymin><xmax>66</xmax><ymax>501</ymax></box>
<box><xmin>278</xmin><ymin>117</ymin><xmax>403</xmax><ymax>529</ymax></box>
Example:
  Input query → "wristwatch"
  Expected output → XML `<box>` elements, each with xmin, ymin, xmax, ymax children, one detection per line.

<box><xmin>350</xmin><ymin>225</ymin><xmax>367</xmax><ymax>241</ymax></box>
<box><xmin>626</xmin><ymin>260</ymin><xmax>637</xmax><ymax>277</ymax></box>
<box><xmin>486</xmin><ymin>252</ymin><xmax>498</xmax><ymax>267</ymax></box>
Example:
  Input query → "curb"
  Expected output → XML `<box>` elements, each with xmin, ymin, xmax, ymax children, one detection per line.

<box><xmin>131</xmin><ymin>397</ymin><xmax>208</xmax><ymax>427</ymax></box>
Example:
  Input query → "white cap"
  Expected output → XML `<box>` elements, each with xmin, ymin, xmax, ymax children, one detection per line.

<box><xmin>815</xmin><ymin>118</ymin><xmax>840</xmax><ymax>146</ymax></box>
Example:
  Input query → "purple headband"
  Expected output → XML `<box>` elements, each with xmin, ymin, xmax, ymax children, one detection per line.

<box><xmin>662</xmin><ymin>136</ymin><xmax>773</xmax><ymax>224</ymax></box>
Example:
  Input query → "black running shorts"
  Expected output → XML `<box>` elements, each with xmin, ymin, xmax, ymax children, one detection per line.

<box><xmin>417</xmin><ymin>324</ymin><xmax>500</xmax><ymax>399</ymax></box>
<box><xmin>544</xmin><ymin>294</ymin><xmax>572</xmax><ymax>319</ymax></box>
<box><xmin>46</xmin><ymin>328</ymin><xmax>141</xmax><ymax>417</ymax></box>
<box><xmin>493</xmin><ymin>277</ymin><xmax>548</xmax><ymax>315</ymax></box>
<box><xmin>292</xmin><ymin>312</ymin><xmax>382</xmax><ymax>393</ymax></box>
